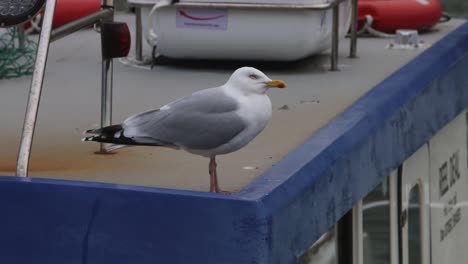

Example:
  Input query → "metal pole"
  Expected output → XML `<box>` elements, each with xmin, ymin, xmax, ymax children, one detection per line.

<box><xmin>102</xmin><ymin>0</ymin><xmax>114</xmax><ymax>7</ymax></box>
<box><xmin>17</xmin><ymin>25</ymin><xmax>25</xmax><ymax>50</ymax></box>
<box><xmin>50</xmin><ymin>9</ymin><xmax>114</xmax><ymax>42</ymax></box>
<box><xmin>349</xmin><ymin>0</ymin><xmax>358</xmax><ymax>58</ymax></box>
<box><xmin>135</xmin><ymin>7</ymin><xmax>143</xmax><ymax>61</ymax></box>
<box><xmin>330</xmin><ymin>3</ymin><xmax>340</xmax><ymax>71</ymax></box>
<box><xmin>16</xmin><ymin>0</ymin><xmax>57</xmax><ymax>177</ymax></box>
<box><xmin>99</xmin><ymin>59</ymin><xmax>113</xmax><ymax>153</ymax></box>
<box><xmin>99</xmin><ymin>0</ymin><xmax>114</xmax><ymax>153</ymax></box>
<box><xmin>352</xmin><ymin>201</ymin><xmax>363</xmax><ymax>264</ymax></box>
<box><xmin>389</xmin><ymin>172</ymin><xmax>400</xmax><ymax>264</ymax></box>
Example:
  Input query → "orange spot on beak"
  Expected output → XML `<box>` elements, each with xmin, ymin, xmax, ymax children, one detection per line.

<box><xmin>265</xmin><ymin>80</ymin><xmax>287</xmax><ymax>89</ymax></box>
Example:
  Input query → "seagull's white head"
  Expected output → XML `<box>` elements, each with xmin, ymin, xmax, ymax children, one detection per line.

<box><xmin>225</xmin><ymin>67</ymin><xmax>287</xmax><ymax>95</ymax></box>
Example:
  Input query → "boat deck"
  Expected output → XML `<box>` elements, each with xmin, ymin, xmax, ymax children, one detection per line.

<box><xmin>0</xmin><ymin>13</ymin><xmax>464</xmax><ymax>192</ymax></box>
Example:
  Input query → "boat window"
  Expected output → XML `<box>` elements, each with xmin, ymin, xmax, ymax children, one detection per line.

<box><xmin>363</xmin><ymin>177</ymin><xmax>391</xmax><ymax>264</ymax></box>
<box><xmin>408</xmin><ymin>184</ymin><xmax>421</xmax><ymax>264</ymax></box>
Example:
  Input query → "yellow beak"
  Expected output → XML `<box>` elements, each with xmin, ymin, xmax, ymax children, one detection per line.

<box><xmin>264</xmin><ymin>80</ymin><xmax>287</xmax><ymax>89</ymax></box>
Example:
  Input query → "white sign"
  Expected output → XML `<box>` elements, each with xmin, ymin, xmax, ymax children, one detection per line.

<box><xmin>176</xmin><ymin>9</ymin><xmax>228</xmax><ymax>30</ymax></box>
<box><xmin>429</xmin><ymin>111</ymin><xmax>468</xmax><ymax>264</ymax></box>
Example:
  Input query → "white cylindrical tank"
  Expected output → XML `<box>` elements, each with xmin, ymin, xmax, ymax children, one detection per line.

<box><xmin>142</xmin><ymin>0</ymin><xmax>351</xmax><ymax>61</ymax></box>
<box><xmin>181</xmin><ymin>0</ymin><xmax>337</xmax><ymax>4</ymax></box>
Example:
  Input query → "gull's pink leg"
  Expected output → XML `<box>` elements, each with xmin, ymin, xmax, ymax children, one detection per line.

<box><xmin>209</xmin><ymin>157</ymin><xmax>232</xmax><ymax>194</ymax></box>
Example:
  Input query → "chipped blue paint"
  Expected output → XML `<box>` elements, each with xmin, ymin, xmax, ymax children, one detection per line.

<box><xmin>1</xmin><ymin>22</ymin><xmax>468</xmax><ymax>264</ymax></box>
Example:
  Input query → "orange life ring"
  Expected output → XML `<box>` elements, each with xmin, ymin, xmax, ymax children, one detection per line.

<box><xmin>25</xmin><ymin>0</ymin><xmax>101</xmax><ymax>30</ymax></box>
<box><xmin>358</xmin><ymin>0</ymin><xmax>442</xmax><ymax>33</ymax></box>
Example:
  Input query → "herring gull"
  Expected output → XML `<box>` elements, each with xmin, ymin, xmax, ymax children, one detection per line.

<box><xmin>83</xmin><ymin>67</ymin><xmax>286</xmax><ymax>194</ymax></box>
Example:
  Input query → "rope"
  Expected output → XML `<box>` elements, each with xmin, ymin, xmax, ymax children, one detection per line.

<box><xmin>0</xmin><ymin>27</ymin><xmax>37</xmax><ymax>79</ymax></box>
<box><xmin>439</xmin><ymin>12</ymin><xmax>452</xmax><ymax>23</ymax></box>
<box><xmin>357</xmin><ymin>15</ymin><xmax>395</xmax><ymax>38</ymax></box>
<box><xmin>146</xmin><ymin>0</ymin><xmax>173</xmax><ymax>49</ymax></box>
<box><xmin>353</xmin><ymin>12</ymin><xmax>453</xmax><ymax>38</ymax></box>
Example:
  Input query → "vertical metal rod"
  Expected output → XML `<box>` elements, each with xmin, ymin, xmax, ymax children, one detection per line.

<box><xmin>330</xmin><ymin>3</ymin><xmax>340</xmax><ymax>71</ymax></box>
<box><xmin>17</xmin><ymin>25</ymin><xmax>25</xmax><ymax>50</ymax></box>
<box><xmin>135</xmin><ymin>7</ymin><xmax>143</xmax><ymax>61</ymax></box>
<box><xmin>102</xmin><ymin>0</ymin><xmax>114</xmax><ymax>6</ymax></box>
<box><xmin>16</xmin><ymin>0</ymin><xmax>58</xmax><ymax>177</ymax></box>
<box><xmin>99</xmin><ymin>59</ymin><xmax>113</xmax><ymax>152</ymax></box>
<box><xmin>352</xmin><ymin>201</ymin><xmax>363</xmax><ymax>264</ymax></box>
<box><xmin>389</xmin><ymin>172</ymin><xmax>400</xmax><ymax>264</ymax></box>
<box><xmin>99</xmin><ymin>0</ymin><xmax>114</xmax><ymax>153</ymax></box>
<box><xmin>396</xmin><ymin>166</ymin><xmax>404</xmax><ymax>264</ymax></box>
<box><xmin>349</xmin><ymin>0</ymin><xmax>358</xmax><ymax>58</ymax></box>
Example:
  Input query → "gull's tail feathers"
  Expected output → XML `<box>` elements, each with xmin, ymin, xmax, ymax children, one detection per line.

<box><xmin>82</xmin><ymin>124</ymin><xmax>127</xmax><ymax>144</ymax></box>
<box><xmin>82</xmin><ymin>124</ymin><xmax>177</xmax><ymax>149</ymax></box>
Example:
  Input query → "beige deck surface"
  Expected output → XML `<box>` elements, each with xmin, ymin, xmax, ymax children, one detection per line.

<box><xmin>0</xmin><ymin>13</ymin><xmax>464</xmax><ymax>192</ymax></box>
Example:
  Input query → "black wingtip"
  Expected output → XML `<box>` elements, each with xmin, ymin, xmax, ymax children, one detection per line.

<box><xmin>85</xmin><ymin>128</ymin><xmax>101</xmax><ymax>135</ymax></box>
<box><xmin>81</xmin><ymin>136</ymin><xmax>96</xmax><ymax>142</ymax></box>
<box><xmin>84</xmin><ymin>124</ymin><xmax>123</xmax><ymax>136</ymax></box>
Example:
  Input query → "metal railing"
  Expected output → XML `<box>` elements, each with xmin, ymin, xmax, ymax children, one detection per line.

<box><xmin>129</xmin><ymin>0</ymin><xmax>359</xmax><ymax>70</ymax></box>
<box><xmin>16</xmin><ymin>0</ymin><xmax>115</xmax><ymax>176</ymax></box>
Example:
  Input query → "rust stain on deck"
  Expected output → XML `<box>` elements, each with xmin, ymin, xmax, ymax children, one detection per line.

<box><xmin>0</xmin><ymin>149</ymin><xmax>124</xmax><ymax>175</ymax></box>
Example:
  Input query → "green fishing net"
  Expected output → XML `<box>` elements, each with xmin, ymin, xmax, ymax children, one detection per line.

<box><xmin>0</xmin><ymin>27</ymin><xmax>37</xmax><ymax>79</ymax></box>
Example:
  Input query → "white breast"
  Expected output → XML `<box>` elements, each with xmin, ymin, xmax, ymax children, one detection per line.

<box><xmin>236</xmin><ymin>93</ymin><xmax>272</xmax><ymax>134</ymax></box>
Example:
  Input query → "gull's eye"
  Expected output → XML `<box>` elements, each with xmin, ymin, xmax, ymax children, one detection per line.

<box><xmin>249</xmin><ymin>74</ymin><xmax>259</xmax><ymax>80</ymax></box>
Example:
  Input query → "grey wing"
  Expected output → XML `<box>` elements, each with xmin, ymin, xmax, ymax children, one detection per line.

<box><xmin>122</xmin><ymin>88</ymin><xmax>247</xmax><ymax>150</ymax></box>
